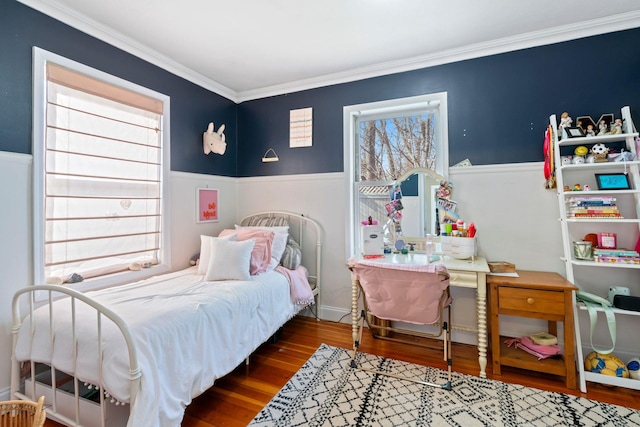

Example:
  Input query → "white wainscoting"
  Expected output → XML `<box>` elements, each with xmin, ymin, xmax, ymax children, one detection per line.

<box><xmin>237</xmin><ymin>163</ymin><xmax>565</xmax><ymax>344</ymax></box>
<box><xmin>0</xmin><ymin>151</ymin><xmax>32</xmax><ymax>400</ymax></box>
<box><xmin>0</xmin><ymin>154</ymin><xmax>568</xmax><ymax>395</ymax></box>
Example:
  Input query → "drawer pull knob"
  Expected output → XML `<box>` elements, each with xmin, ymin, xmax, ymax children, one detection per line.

<box><xmin>527</xmin><ymin>297</ymin><xmax>535</xmax><ymax>305</ymax></box>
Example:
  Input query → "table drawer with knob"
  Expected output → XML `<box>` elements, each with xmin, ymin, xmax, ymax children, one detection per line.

<box><xmin>498</xmin><ymin>287</ymin><xmax>565</xmax><ymax>315</ymax></box>
<box><xmin>448</xmin><ymin>270</ymin><xmax>478</xmax><ymax>289</ymax></box>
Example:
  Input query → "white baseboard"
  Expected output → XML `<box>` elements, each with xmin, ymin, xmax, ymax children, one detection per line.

<box><xmin>311</xmin><ymin>305</ymin><xmax>479</xmax><ymax>347</ymax></box>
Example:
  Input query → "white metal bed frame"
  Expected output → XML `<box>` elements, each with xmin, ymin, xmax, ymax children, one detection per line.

<box><xmin>11</xmin><ymin>211</ymin><xmax>322</xmax><ymax>427</ymax></box>
<box><xmin>240</xmin><ymin>211</ymin><xmax>322</xmax><ymax>300</ymax></box>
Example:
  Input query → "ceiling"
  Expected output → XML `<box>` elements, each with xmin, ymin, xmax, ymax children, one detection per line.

<box><xmin>20</xmin><ymin>0</ymin><xmax>640</xmax><ymax>102</ymax></box>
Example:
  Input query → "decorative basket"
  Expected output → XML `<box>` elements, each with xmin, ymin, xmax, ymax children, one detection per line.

<box><xmin>488</xmin><ymin>261</ymin><xmax>516</xmax><ymax>273</ymax></box>
<box><xmin>0</xmin><ymin>396</ymin><xmax>46</xmax><ymax>427</ymax></box>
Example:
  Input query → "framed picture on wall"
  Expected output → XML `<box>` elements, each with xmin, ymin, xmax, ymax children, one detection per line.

<box><xmin>197</xmin><ymin>188</ymin><xmax>219</xmax><ymax>222</ymax></box>
<box><xmin>595</xmin><ymin>173</ymin><xmax>631</xmax><ymax>190</ymax></box>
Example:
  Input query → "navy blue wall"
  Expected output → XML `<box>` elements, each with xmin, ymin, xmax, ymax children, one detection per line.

<box><xmin>0</xmin><ymin>0</ymin><xmax>237</xmax><ymax>176</ymax></box>
<box><xmin>237</xmin><ymin>28</ymin><xmax>640</xmax><ymax>177</ymax></box>
<box><xmin>2</xmin><ymin>0</ymin><xmax>639</xmax><ymax>178</ymax></box>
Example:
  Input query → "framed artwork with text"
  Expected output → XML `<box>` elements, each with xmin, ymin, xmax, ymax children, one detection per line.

<box><xmin>197</xmin><ymin>188</ymin><xmax>219</xmax><ymax>222</ymax></box>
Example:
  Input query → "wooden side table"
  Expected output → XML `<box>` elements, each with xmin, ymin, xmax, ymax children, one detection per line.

<box><xmin>488</xmin><ymin>270</ymin><xmax>578</xmax><ymax>389</ymax></box>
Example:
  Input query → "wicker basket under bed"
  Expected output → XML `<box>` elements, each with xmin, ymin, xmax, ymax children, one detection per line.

<box><xmin>0</xmin><ymin>397</ymin><xmax>46</xmax><ymax>427</ymax></box>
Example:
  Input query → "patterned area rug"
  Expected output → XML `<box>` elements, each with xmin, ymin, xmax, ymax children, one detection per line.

<box><xmin>249</xmin><ymin>343</ymin><xmax>640</xmax><ymax>426</ymax></box>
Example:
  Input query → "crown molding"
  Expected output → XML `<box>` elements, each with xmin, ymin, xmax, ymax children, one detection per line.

<box><xmin>237</xmin><ymin>11</ymin><xmax>640</xmax><ymax>102</ymax></box>
<box><xmin>19</xmin><ymin>1</ymin><xmax>640</xmax><ymax>104</ymax></box>
<box><xmin>17</xmin><ymin>0</ymin><xmax>239</xmax><ymax>102</ymax></box>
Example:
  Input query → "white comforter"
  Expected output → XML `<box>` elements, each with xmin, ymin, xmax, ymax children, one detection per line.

<box><xmin>15</xmin><ymin>267</ymin><xmax>301</xmax><ymax>427</ymax></box>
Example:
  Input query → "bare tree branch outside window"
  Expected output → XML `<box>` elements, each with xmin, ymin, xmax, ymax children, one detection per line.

<box><xmin>359</xmin><ymin>113</ymin><xmax>436</xmax><ymax>182</ymax></box>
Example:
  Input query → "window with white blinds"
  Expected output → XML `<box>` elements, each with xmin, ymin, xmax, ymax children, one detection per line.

<box><xmin>33</xmin><ymin>48</ymin><xmax>171</xmax><ymax>287</ymax></box>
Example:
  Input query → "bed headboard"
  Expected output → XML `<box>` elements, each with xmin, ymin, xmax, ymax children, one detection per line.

<box><xmin>240</xmin><ymin>211</ymin><xmax>322</xmax><ymax>298</ymax></box>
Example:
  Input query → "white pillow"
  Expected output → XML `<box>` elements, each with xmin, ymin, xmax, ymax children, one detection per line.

<box><xmin>235</xmin><ymin>225</ymin><xmax>288</xmax><ymax>271</ymax></box>
<box><xmin>205</xmin><ymin>238</ymin><xmax>255</xmax><ymax>281</ymax></box>
<box><xmin>197</xmin><ymin>233</ymin><xmax>237</xmax><ymax>275</ymax></box>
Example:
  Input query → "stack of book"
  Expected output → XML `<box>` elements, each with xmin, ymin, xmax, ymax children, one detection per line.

<box><xmin>566</xmin><ymin>196</ymin><xmax>623</xmax><ymax>218</ymax></box>
<box><xmin>593</xmin><ymin>248</ymin><xmax>640</xmax><ymax>264</ymax></box>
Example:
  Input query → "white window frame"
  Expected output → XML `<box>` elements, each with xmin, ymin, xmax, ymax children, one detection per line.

<box><xmin>343</xmin><ymin>92</ymin><xmax>449</xmax><ymax>259</ymax></box>
<box><xmin>32</xmin><ymin>47</ymin><xmax>172</xmax><ymax>292</ymax></box>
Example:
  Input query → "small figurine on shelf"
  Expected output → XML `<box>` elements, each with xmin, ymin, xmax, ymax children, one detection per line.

<box><xmin>559</xmin><ymin>112</ymin><xmax>572</xmax><ymax>139</ymax></box>
<box><xmin>586</xmin><ymin>124</ymin><xmax>596</xmax><ymax>137</ymax></box>
<box><xmin>583</xmin><ymin>185</ymin><xmax>591</xmax><ymax>191</ymax></box>
<box><xmin>573</xmin><ymin>184</ymin><xmax>581</xmax><ymax>191</ymax></box>
<box><xmin>572</xmin><ymin>156</ymin><xmax>585</xmax><ymax>164</ymax></box>
<box><xmin>598</xmin><ymin>120</ymin><xmax>608</xmax><ymax>136</ymax></box>
<box><xmin>561</xmin><ymin>156</ymin><xmax>572</xmax><ymax>165</ymax></box>
<box><xmin>564</xmin><ymin>185</ymin><xmax>571</xmax><ymax>192</ymax></box>
<box><xmin>610</xmin><ymin>118</ymin><xmax>623</xmax><ymax>135</ymax></box>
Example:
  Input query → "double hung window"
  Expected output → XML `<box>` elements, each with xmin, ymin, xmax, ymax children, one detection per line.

<box><xmin>344</xmin><ymin>93</ymin><xmax>448</xmax><ymax>257</ymax></box>
<box><xmin>33</xmin><ymin>48</ymin><xmax>171</xmax><ymax>289</ymax></box>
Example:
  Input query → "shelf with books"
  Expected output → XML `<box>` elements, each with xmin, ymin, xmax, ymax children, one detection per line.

<box><xmin>551</xmin><ymin>105</ymin><xmax>640</xmax><ymax>393</ymax></box>
<box><xmin>569</xmin><ymin>258</ymin><xmax>640</xmax><ymax>269</ymax></box>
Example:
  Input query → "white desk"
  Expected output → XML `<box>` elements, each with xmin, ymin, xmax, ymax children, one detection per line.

<box><xmin>352</xmin><ymin>254</ymin><xmax>490</xmax><ymax>378</ymax></box>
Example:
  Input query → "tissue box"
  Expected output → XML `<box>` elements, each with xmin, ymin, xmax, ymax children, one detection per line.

<box><xmin>361</xmin><ymin>225</ymin><xmax>384</xmax><ymax>256</ymax></box>
<box><xmin>441</xmin><ymin>236</ymin><xmax>475</xmax><ymax>260</ymax></box>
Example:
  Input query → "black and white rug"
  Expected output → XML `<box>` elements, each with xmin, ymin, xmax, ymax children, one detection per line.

<box><xmin>249</xmin><ymin>343</ymin><xmax>640</xmax><ymax>426</ymax></box>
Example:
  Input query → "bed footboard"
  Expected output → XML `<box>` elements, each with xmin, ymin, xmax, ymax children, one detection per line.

<box><xmin>11</xmin><ymin>285</ymin><xmax>140</xmax><ymax>427</ymax></box>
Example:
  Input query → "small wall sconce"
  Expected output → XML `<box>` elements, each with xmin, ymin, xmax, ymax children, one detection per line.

<box><xmin>203</xmin><ymin>122</ymin><xmax>226</xmax><ymax>155</ymax></box>
<box><xmin>262</xmin><ymin>148</ymin><xmax>279</xmax><ymax>163</ymax></box>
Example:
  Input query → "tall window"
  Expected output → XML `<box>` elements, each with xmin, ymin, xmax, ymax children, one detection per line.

<box><xmin>33</xmin><ymin>48</ymin><xmax>171</xmax><ymax>289</ymax></box>
<box><xmin>343</xmin><ymin>93</ymin><xmax>448</xmax><ymax>257</ymax></box>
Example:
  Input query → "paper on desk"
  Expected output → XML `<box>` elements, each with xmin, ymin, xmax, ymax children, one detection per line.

<box><xmin>488</xmin><ymin>272</ymin><xmax>519</xmax><ymax>277</ymax></box>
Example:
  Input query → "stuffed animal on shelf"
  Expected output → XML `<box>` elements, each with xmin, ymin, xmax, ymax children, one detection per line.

<box><xmin>572</xmin><ymin>156</ymin><xmax>585</xmax><ymax>164</ymax></box>
<box><xmin>610</xmin><ymin>118</ymin><xmax>623</xmax><ymax>135</ymax></box>
<box><xmin>203</xmin><ymin>122</ymin><xmax>227</xmax><ymax>155</ymax></box>
<box><xmin>591</xmin><ymin>143</ymin><xmax>609</xmax><ymax>162</ymax></box>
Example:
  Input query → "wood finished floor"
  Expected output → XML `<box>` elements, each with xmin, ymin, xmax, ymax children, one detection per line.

<box><xmin>45</xmin><ymin>315</ymin><xmax>640</xmax><ymax>426</ymax></box>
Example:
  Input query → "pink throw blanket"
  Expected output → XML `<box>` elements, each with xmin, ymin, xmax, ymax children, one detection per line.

<box><xmin>275</xmin><ymin>265</ymin><xmax>315</xmax><ymax>306</ymax></box>
<box><xmin>504</xmin><ymin>336</ymin><xmax>562</xmax><ymax>360</ymax></box>
<box><xmin>350</xmin><ymin>261</ymin><xmax>450</xmax><ymax>325</ymax></box>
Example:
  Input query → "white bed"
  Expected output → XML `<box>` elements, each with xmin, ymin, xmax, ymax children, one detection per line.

<box><xmin>11</xmin><ymin>212</ymin><xmax>322</xmax><ymax>427</ymax></box>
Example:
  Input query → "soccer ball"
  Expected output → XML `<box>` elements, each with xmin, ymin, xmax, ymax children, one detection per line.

<box><xmin>585</xmin><ymin>352</ymin><xmax>629</xmax><ymax>378</ymax></box>
<box><xmin>590</xmin><ymin>143</ymin><xmax>609</xmax><ymax>159</ymax></box>
<box><xmin>627</xmin><ymin>358</ymin><xmax>640</xmax><ymax>380</ymax></box>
